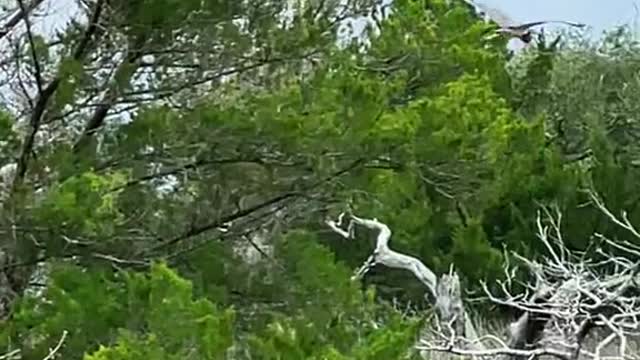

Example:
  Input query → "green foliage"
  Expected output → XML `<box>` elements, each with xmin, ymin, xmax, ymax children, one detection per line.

<box><xmin>242</xmin><ymin>231</ymin><xmax>422</xmax><ymax>359</ymax></box>
<box><xmin>33</xmin><ymin>171</ymin><xmax>127</xmax><ymax>237</ymax></box>
<box><xmin>0</xmin><ymin>110</ymin><xmax>16</xmax><ymax>157</ymax></box>
<box><xmin>52</xmin><ymin>58</ymin><xmax>84</xmax><ymax>110</ymax></box>
<box><xmin>248</xmin><ymin>312</ymin><xmax>421</xmax><ymax>360</ymax></box>
<box><xmin>85</xmin><ymin>264</ymin><xmax>234</xmax><ymax>360</ymax></box>
<box><xmin>5</xmin><ymin>0</ymin><xmax>640</xmax><ymax>358</ymax></box>
<box><xmin>4</xmin><ymin>263</ymin><xmax>234</xmax><ymax>359</ymax></box>
<box><xmin>449</xmin><ymin>219</ymin><xmax>502</xmax><ymax>284</ymax></box>
<box><xmin>276</xmin><ymin>231</ymin><xmax>363</xmax><ymax>309</ymax></box>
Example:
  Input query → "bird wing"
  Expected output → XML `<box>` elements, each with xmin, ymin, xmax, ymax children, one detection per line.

<box><xmin>509</xmin><ymin>20</ymin><xmax>586</xmax><ymax>31</ymax></box>
<box><xmin>462</xmin><ymin>1</ymin><xmax>586</xmax><ymax>30</ymax></box>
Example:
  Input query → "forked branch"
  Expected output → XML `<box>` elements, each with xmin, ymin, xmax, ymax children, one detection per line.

<box><xmin>326</xmin><ymin>198</ymin><xmax>640</xmax><ymax>360</ymax></box>
<box><xmin>326</xmin><ymin>212</ymin><xmax>437</xmax><ymax>298</ymax></box>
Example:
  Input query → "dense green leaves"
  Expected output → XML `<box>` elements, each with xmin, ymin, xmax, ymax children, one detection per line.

<box><xmin>3</xmin><ymin>0</ymin><xmax>640</xmax><ymax>358</ymax></box>
<box><xmin>4</xmin><ymin>263</ymin><xmax>235</xmax><ymax>359</ymax></box>
<box><xmin>34</xmin><ymin>171</ymin><xmax>127</xmax><ymax>236</ymax></box>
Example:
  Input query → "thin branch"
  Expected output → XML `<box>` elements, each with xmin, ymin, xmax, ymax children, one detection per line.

<box><xmin>589</xmin><ymin>190</ymin><xmax>640</xmax><ymax>240</ymax></box>
<box><xmin>417</xmin><ymin>342</ymin><xmax>572</xmax><ymax>360</ymax></box>
<box><xmin>0</xmin><ymin>349</ymin><xmax>20</xmax><ymax>360</ymax></box>
<box><xmin>106</xmin><ymin>156</ymin><xmax>304</xmax><ymax>193</ymax></box>
<box><xmin>72</xmin><ymin>34</ymin><xmax>148</xmax><ymax>153</ymax></box>
<box><xmin>10</xmin><ymin>0</ymin><xmax>105</xmax><ymax>190</ymax></box>
<box><xmin>120</xmin><ymin>54</ymin><xmax>315</xmax><ymax>99</ymax></box>
<box><xmin>17</xmin><ymin>0</ymin><xmax>43</xmax><ymax>93</ymax></box>
<box><xmin>143</xmin><ymin>192</ymin><xmax>299</xmax><ymax>256</ymax></box>
<box><xmin>91</xmin><ymin>253</ymin><xmax>149</xmax><ymax>267</ymax></box>
<box><xmin>42</xmin><ymin>330</ymin><xmax>68</xmax><ymax>360</ymax></box>
<box><xmin>107</xmin><ymin>157</ymin><xmax>253</xmax><ymax>192</ymax></box>
<box><xmin>0</xmin><ymin>0</ymin><xmax>45</xmax><ymax>41</ymax></box>
<box><xmin>326</xmin><ymin>213</ymin><xmax>437</xmax><ymax>299</ymax></box>
<box><xmin>141</xmin><ymin>158</ymin><xmax>364</xmax><ymax>256</ymax></box>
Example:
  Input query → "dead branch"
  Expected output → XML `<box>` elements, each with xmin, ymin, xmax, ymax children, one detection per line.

<box><xmin>325</xmin><ymin>211</ymin><xmax>484</xmax><ymax>351</ymax></box>
<box><xmin>0</xmin><ymin>329</ymin><xmax>66</xmax><ymax>360</ymax></box>
<box><xmin>0</xmin><ymin>349</ymin><xmax>20</xmax><ymax>360</ymax></box>
<box><xmin>16</xmin><ymin>0</ymin><xmax>43</xmax><ymax>93</ymax></box>
<box><xmin>325</xmin><ymin>212</ymin><xmax>438</xmax><ymax>298</ymax></box>
<box><xmin>327</xmin><ymin>198</ymin><xmax>640</xmax><ymax>360</ymax></box>
<box><xmin>42</xmin><ymin>330</ymin><xmax>67</xmax><ymax>360</ymax></box>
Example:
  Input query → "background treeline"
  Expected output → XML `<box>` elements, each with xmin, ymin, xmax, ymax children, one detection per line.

<box><xmin>0</xmin><ymin>0</ymin><xmax>639</xmax><ymax>358</ymax></box>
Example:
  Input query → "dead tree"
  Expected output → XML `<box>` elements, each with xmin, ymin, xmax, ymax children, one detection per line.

<box><xmin>326</xmin><ymin>193</ymin><xmax>640</xmax><ymax>360</ymax></box>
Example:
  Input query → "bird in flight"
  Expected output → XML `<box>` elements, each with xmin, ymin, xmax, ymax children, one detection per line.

<box><xmin>462</xmin><ymin>0</ymin><xmax>586</xmax><ymax>44</ymax></box>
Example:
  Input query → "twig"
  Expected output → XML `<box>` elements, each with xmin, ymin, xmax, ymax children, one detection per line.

<box><xmin>0</xmin><ymin>349</ymin><xmax>20</xmax><ymax>360</ymax></box>
<box><xmin>10</xmin><ymin>0</ymin><xmax>105</xmax><ymax>190</ymax></box>
<box><xmin>417</xmin><ymin>342</ymin><xmax>572</xmax><ymax>360</ymax></box>
<box><xmin>0</xmin><ymin>0</ymin><xmax>46</xmax><ymax>41</ymax></box>
<box><xmin>17</xmin><ymin>0</ymin><xmax>43</xmax><ymax>93</ymax></box>
<box><xmin>42</xmin><ymin>330</ymin><xmax>68</xmax><ymax>360</ymax></box>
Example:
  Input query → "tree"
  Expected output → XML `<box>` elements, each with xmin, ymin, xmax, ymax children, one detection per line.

<box><xmin>0</xmin><ymin>0</ymin><xmax>381</xmax><ymax>314</ymax></box>
<box><xmin>326</xmin><ymin>195</ymin><xmax>640</xmax><ymax>360</ymax></box>
<box><xmin>1</xmin><ymin>0</ymin><xmax>640</xmax><ymax>358</ymax></box>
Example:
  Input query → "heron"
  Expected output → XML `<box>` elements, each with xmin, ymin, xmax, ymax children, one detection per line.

<box><xmin>462</xmin><ymin>0</ymin><xmax>586</xmax><ymax>44</ymax></box>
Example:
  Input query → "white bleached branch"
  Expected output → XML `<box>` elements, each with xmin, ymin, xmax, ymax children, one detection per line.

<box><xmin>326</xmin><ymin>212</ymin><xmax>437</xmax><ymax>299</ymax></box>
<box><xmin>327</xmin><ymin>194</ymin><xmax>640</xmax><ymax>360</ymax></box>
<box><xmin>42</xmin><ymin>330</ymin><xmax>68</xmax><ymax>360</ymax></box>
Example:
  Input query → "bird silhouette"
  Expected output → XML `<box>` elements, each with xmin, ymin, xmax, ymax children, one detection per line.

<box><xmin>462</xmin><ymin>0</ymin><xmax>586</xmax><ymax>44</ymax></box>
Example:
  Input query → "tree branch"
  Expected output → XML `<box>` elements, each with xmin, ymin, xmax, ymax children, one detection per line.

<box><xmin>0</xmin><ymin>0</ymin><xmax>45</xmax><ymax>41</ymax></box>
<box><xmin>140</xmin><ymin>158</ymin><xmax>364</xmax><ymax>256</ymax></box>
<box><xmin>42</xmin><ymin>330</ymin><xmax>68</xmax><ymax>360</ymax></box>
<box><xmin>328</xmin><ymin>200</ymin><xmax>640</xmax><ymax>360</ymax></box>
<box><xmin>10</xmin><ymin>0</ymin><xmax>105</xmax><ymax>190</ymax></box>
<box><xmin>325</xmin><ymin>213</ymin><xmax>438</xmax><ymax>298</ymax></box>
<box><xmin>72</xmin><ymin>34</ymin><xmax>148</xmax><ymax>153</ymax></box>
<box><xmin>16</xmin><ymin>0</ymin><xmax>43</xmax><ymax>93</ymax></box>
<box><xmin>416</xmin><ymin>342</ymin><xmax>572</xmax><ymax>360</ymax></box>
<box><xmin>107</xmin><ymin>156</ymin><xmax>304</xmax><ymax>193</ymax></box>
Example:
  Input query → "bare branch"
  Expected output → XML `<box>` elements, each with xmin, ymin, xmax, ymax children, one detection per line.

<box><xmin>589</xmin><ymin>190</ymin><xmax>640</xmax><ymax>240</ymax></box>
<box><xmin>42</xmin><ymin>330</ymin><xmax>67</xmax><ymax>360</ymax></box>
<box><xmin>72</xmin><ymin>33</ymin><xmax>147</xmax><ymax>153</ymax></box>
<box><xmin>325</xmin><ymin>213</ymin><xmax>438</xmax><ymax>298</ymax></box>
<box><xmin>416</xmin><ymin>341</ymin><xmax>573</xmax><ymax>360</ymax></box>
<box><xmin>0</xmin><ymin>0</ymin><xmax>45</xmax><ymax>42</ymax></box>
<box><xmin>16</xmin><ymin>0</ymin><xmax>43</xmax><ymax>93</ymax></box>
<box><xmin>329</xmin><ymin>197</ymin><xmax>640</xmax><ymax>360</ymax></box>
<box><xmin>10</xmin><ymin>0</ymin><xmax>105</xmax><ymax>190</ymax></box>
<box><xmin>0</xmin><ymin>349</ymin><xmax>20</xmax><ymax>360</ymax></box>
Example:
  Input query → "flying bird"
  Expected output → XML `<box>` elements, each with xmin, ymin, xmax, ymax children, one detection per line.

<box><xmin>462</xmin><ymin>0</ymin><xmax>586</xmax><ymax>44</ymax></box>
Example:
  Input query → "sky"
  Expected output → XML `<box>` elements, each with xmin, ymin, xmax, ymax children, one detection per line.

<box><xmin>478</xmin><ymin>0</ymin><xmax>640</xmax><ymax>37</ymax></box>
<box><xmin>4</xmin><ymin>0</ymin><xmax>640</xmax><ymax>42</ymax></box>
